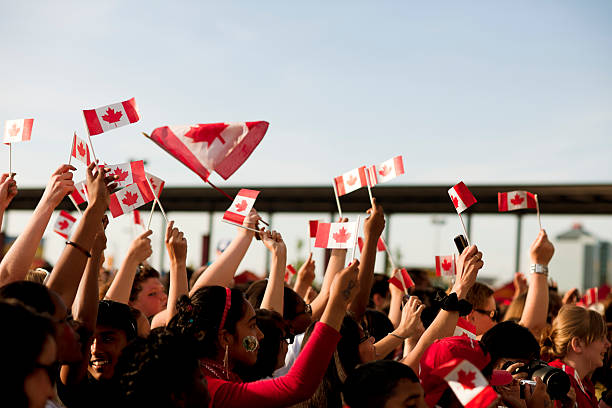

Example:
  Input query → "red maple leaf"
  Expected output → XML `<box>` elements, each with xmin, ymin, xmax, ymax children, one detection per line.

<box><xmin>101</xmin><ymin>108</ymin><xmax>123</xmax><ymax>125</ymax></box>
<box><xmin>8</xmin><ymin>123</ymin><xmax>20</xmax><ymax>137</ymax></box>
<box><xmin>183</xmin><ymin>124</ymin><xmax>227</xmax><ymax>148</ymax></box>
<box><xmin>451</xmin><ymin>195</ymin><xmax>459</xmax><ymax>208</ymax></box>
<box><xmin>58</xmin><ymin>220</ymin><xmax>69</xmax><ymax>230</ymax></box>
<box><xmin>442</xmin><ymin>258</ymin><xmax>452</xmax><ymax>271</ymax></box>
<box><xmin>122</xmin><ymin>191</ymin><xmax>139</xmax><ymax>206</ymax></box>
<box><xmin>235</xmin><ymin>199</ymin><xmax>248</xmax><ymax>212</ymax></box>
<box><xmin>346</xmin><ymin>174</ymin><xmax>358</xmax><ymax>186</ymax></box>
<box><xmin>112</xmin><ymin>167</ymin><xmax>129</xmax><ymax>182</ymax></box>
<box><xmin>332</xmin><ymin>227</ymin><xmax>351</xmax><ymax>243</ymax></box>
<box><xmin>379</xmin><ymin>165</ymin><xmax>391</xmax><ymax>177</ymax></box>
<box><xmin>510</xmin><ymin>194</ymin><xmax>524</xmax><ymax>206</ymax></box>
<box><xmin>77</xmin><ymin>141</ymin><xmax>87</xmax><ymax>157</ymax></box>
<box><xmin>149</xmin><ymin>178</ymin><xmax>157</xmax><ymax>191</ymax></box>
<box><xmin>456</xmin><ymin>369</ymin><xmax>476</xmax><ymax>390</ymax></box>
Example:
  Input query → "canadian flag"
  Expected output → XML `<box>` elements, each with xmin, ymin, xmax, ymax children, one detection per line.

<box><xmin>3</xmin><ymin>118</ymin><xmax>34</xmax><ymax>144</ymax></box>
<box><xmin>145</xmin><ymin>172</ymin><xmax>165</xmax><ymax>197</ymax></box>
<box><xmin>285</xmin><ymin>264</ymin><xmax>297</xmax><ymax>283</ymax></box>
<box><xmin>367</xmin><ymin>156</ymin><xmax>405</xmax><ymax>186</ymax></box>
<box><xmin>389</xmin><ymin>268</ymin><xmax>415</xmax><ymax>292</ymax></box>
<box><xmin>357</xmin><ymin>237</ymin><xmax>386</xmax><ymax>253</ymax></box>
<box><xmin>71</xmin><ymin>133</ymin><xmax>91</xmax><ymax>165</ymax></box>
<box><xmin>82</xmin><ymin>98</ymin><xmax>140</xmax><ymax>136</ymax></box>
<box><xmin>222</xmin><ymin>189</ymin><xmax>260</xmax><ymax>225</ymax></box>
<box><xmin>314</xmin><ymin>221</ymin><xmax>358</xmax><ymax>249</ymax></box>
<box><xmin>109</xmin><ymin>181</ymin><xmax>154</xmax><ymax>218</ymax></box>
<box><xmin>309</xmin><ymin>220</ymin><xmax>319</xmax><ymax>238</ymax></box>
<box><xmin>53</xmin><ymin>211</ymin><xmax>77</xmax><ymax>239</ymax></box>
<box><xmin>106</xmin><ymin>161</ymin><xmax>146</xmax><ymax>189</ymax></box>
<box><xmin>433</xmin><ymin>359</ymin><xmax>498</xmax><ymax>408</ymax></box>
<box><xmin>146</xmin><ymin>121</ymin><xmax>268</xmax><ymax>181</ymax></box>
<box><xmin>453</xmin><ymin>317</ymin><xmax>478</xmax><ymax>339</ymax></box>
<box><xmin>435</xmin><ymin>255</ymin><xmax>456</xmax><ymax>276</ymax></box>
<box><xmin>498</xmin><ymin>191</ymin><xmax>537</xmax><ymax>212</ymax></box>
<box><xmin>334</xmin><ymin>166</ymin><xmax>368</xmax><ymax>196</ymax></box>
<box><xmin>448</xmin><ymin>182</ymin><xmax>477</xmax><ymax>214</ymax></box>
<box><xmin>70</xmin><ymin>180</ymin><xmax>88</xmax><ymax>205</ymax></box>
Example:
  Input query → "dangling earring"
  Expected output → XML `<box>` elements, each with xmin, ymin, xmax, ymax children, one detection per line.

<box><xmin>223</xmin><ymin>344</ymin><xmax>229</xmax><ymax>380</ymax></box>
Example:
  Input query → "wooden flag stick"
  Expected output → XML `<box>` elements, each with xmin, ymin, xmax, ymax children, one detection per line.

<box><xmin>68</xmin><ymin>133</ymin><xmax>74</xmax><ymax>166</ymax></box>
<box><xmin>351</xmin><ymin>215</ymin><xmax>361</xmax><ymax>260</ymax></box>
<box><xmin>332</xmin><ymin>182</ymin><xmax>343</xmax><ymax>219</ymax></box>
<box><xmin>146</xmin><ymin>201</ymin><xmax>157</xmax><ymax>231</ymax></box>
<box><xmin>86</xmin><ymin>132</ymin><xmax>98</xmax><ymax>164</ymax></box>
<box><xmin>68</xmin><ymin>195</ymin><xmax>83</xmax><ymax>216</ymax></box>
<box><xmin>365</xmin><ymin>170</ymin><xmax>375</xmax><ymax>207</ymax></box>
<box><xmin>458</xmin><ymin>212</ymin><xmax>471</xmax><ymax>246</ymax></box>
<box><xmin>145</xmin><ymin>177</ymin><xmax>168</xmax><ymax>223</ymax></box>
<box><xmin>8</xmin><ymin>143</ymin><xmax>12</xmax><ymax>176</ymax></box>
<box><xmin>222</xmin><ymin>219</ymin><xmax>261</xmax><ymax>234</ymax></box>
<box><xmin>535</xmin><ymin>194</ymin><xmax>542</xmax><ymax>231</ymax></box>
<box><xmin>380</xmin><ymin>236</ymin><xmax>396</xmax><ymax>270</ymax></box>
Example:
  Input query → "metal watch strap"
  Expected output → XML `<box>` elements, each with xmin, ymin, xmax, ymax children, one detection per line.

<box><xmin>530</xmin><ymin>264</ymin><xmax>549</xmax><ymax>274</ymax></box>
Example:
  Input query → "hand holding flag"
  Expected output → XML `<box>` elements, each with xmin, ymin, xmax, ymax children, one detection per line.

<box><xmin>70</xmin><ymin>132</ymin><xmax>91</xmax><ymax>166</ymax></box>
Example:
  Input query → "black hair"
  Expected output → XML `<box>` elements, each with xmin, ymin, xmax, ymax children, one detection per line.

<box><xmin>0</xmin><ymin>281</ymin><xmax>56</xmax><ymax>315</ymax></box>
<box><xmin>343</xmin><ymin>360</ymin><xmax>419</xmax><ymax>408</ymax></box>
<box><xmin>0</xmin><ymin>300</ymin><xmax>55</xmax><ymax>408</ymax></box>
<box><xmin>168</xmin><ymin>286</ymin><xmax>247</xmax><ymax>359</ymax></box>
<box><xmin>480</xmin><ymin>321</ymin><xmax>540</xmax><ymax>367</ymax></box>
<box><xmin>363</xmin><ymin>309</ymin><xmax>395</xmax><ymax>359</ymax></box>
<box><xmin>97</xmin><ymin>300</ymin><xmax>138</xmax><ymax>341</ymax></box>
<box><xmin>245</xmin><ymin>280</ymin><xmax>305</xmax><ymax>321</ymax></box>
<box><xmin>368</xmin><ymin>274</ymin><xmax>389</xmax><ymax>306</ymax></box>
<box><xmin>129</xmin><ymin>265</ymin><xmax>161</xmax><ymax>302</ymax></box>
<box><xmin>233</xmin><ymin>309</ymin><xmax>287</xmax><ymax>381</ymax></box>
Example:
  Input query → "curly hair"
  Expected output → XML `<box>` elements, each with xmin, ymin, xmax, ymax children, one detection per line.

<box><xmin>129</xmin><ymin>265</ymin><xmax>162</xmax><ymax>302</ymax></box>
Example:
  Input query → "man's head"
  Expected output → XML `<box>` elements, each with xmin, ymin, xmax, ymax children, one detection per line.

<box><xmin>89</xmin><ymin>300</ymin><xmax>137</xmax><ymax>380</ymax></box>
<box><xmin>465</xmin><ymin>282</ymin><xmax>497</xmax><ymax>335</ymax></box>
<box><xmin>343</xmin><ymin>360</ymin><xmax>427</xmax><ymax>408</ymax></box>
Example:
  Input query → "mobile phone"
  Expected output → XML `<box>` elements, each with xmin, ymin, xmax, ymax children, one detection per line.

<box><xmin>454</xmin><ymin>235</ymin><xmax>468</xmax><ymax>254</ymax></box>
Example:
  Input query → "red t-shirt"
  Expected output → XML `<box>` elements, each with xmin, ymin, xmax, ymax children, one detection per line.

<box><xmin>548</xmin><ymin>359</ymin><xmax>598</xmax><ymax>408</ymax></box>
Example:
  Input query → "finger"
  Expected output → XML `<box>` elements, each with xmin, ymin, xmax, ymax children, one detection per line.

<box><xmin>141</xmin><ymin>229</ymin><xmax>154</xmax><ymax>239</ymax></box>
<box><xmin>54</xmin><ymin>164</ymin><xmax>77</xmax><ymax>175</ymax></box>
<box><xmin>305</xmin><ymin>252</ymin><xmax>313</xmax><ymax>263</ymax></box>
<box><xmin>505</xmin><ymin>362</ymin><xmax>524</xmax><ymax>373</ymax></box>
<box><xmin>178</xmin><ymin>231</ymin><xmax>184</xmax><ymax>240</ymax></box>
<box><xmin>462</xmin><ymin>244</ymin><xmax>478</xmax><ymax>258</ymax></box>
<box><xmin>165</xmin><ymin>220</ymin><xmax>174</xmax><ymax>241</ymax></box>
<box><xmin>86</xmin><ymin>161</ymin><xmax>97</xmax><ymax>179</ymax></box>
<box><xmin>0</xmin><ymin>173</ymin><xmax>8</xmax><ymax>183</ymax></box>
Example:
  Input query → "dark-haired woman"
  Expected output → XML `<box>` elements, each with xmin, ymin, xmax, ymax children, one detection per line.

<box><xmin>169</xmin><ymin>260</ymin><xmax>361</xmax><ymax>408</ymax></box>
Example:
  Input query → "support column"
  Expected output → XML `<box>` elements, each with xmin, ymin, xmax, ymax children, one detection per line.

<box><xmin>514</xmin><ymin>214</ymin><xmax>523</xmax><ymax>274</ymax></box>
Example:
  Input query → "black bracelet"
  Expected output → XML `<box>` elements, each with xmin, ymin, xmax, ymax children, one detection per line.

<box><xmin>437</xmin><ymin>292</ymin><xmax>473</xmax><ymax>316</ymax></box>
<box><xmin>65</xmin><ymin>241</ymin><xmax>92</xmax><ymax>258</ymax></box>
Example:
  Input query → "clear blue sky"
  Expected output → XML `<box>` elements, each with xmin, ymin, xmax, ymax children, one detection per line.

<box><xmin>2</xmin><ymin>1</ymin><xmax>611</xmax><ymax>288</ymax></box>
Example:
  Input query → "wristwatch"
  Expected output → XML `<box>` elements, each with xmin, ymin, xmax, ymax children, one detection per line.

<box><xmin>530</xmin><ymin>264</ymin><xmax>549</xmax><ymax>275</ymax></box>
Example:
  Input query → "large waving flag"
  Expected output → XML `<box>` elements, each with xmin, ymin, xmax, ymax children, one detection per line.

<box><xmin>145</xmin><ymin>121</ymin><xmax>269</xmax><ymax>181</ymax></box>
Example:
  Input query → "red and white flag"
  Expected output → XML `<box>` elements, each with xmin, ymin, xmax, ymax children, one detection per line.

<box><xmin>453</xmin><ymin>318</ymin><xmax>478</xmax><ymax>339</ymax></box>
<box><xmin>285</xmin><ymin>264</ymin><xmax>297</xmax><ymax>283</ymax></box>
<box><xmin>82</xmin><ymin>98</ymin><xmax>140</xmax><ymax>136</ymax></box>
<box><xmin>498</xmin><ymin>191</ymin><xmax>537</xmax><ymax>212</ymax></box>
<box><xmin>333</xmin><ymin>166</ymin><xmax>368</xmax><ymax>196</ymax></box>
<box><xmin>146</xmin><ymin>121</ymin><xmax>269</xmax><ymax>181</ymax></box>
<box><xmin>71</xmin><ymin>133</ymin><xmax>91</xmax><ymax>165</ymax></box>
<box><xmin>357</xmin><ymin>237</ymin><xmax>386</xmax><ymax>253</ymax></box>
<box><xmin>432</xmin><ymin>359</ymin><xmax>498</xmax><ymax>408</ymax></box>
<box><xmin>222</xmin><ymin>189</ymin><xmax>260</xmax><ymax>225</ymax></box>
<box><xmin>309</xmin><ymin>220</ymin><xmax>319</xmax><ymax>238</ymax></box>
<box><xmin>435</xmin><ymin>255</ymin><xmax>456</xmax><ymax>276</ymax></box>
<box><xmin>109</xmin><ymin>181</ymin><xmax>154</xmax><ymax>218</ymax></box>
<box><xmin>448</xmin><ymin>182</ymin><xmax>477</xmax><ymax>213</ymax></box>
<box><xmin>367</xmin><ymin>155</ymin><xmax>404</xmax><ymax>186</ymax></box>
<box><xmin>133</xmin><ymin>210</ymin><xmax>143</xmax><ymax>226</ymax></box>
<box><xmin>314</xmin><ymin>221</ymin><xmax>358</xmax><ymax>249</ymax></box>
<box><xmin>389</xmin><ymin>268</ymin><xmax>415</xmax><ymax>292</ymax></box>
<box><xmin>53</xmin><ymin>210</ymin><xmax>77</xmax><ymax>239</ymax></box>
<box><xmin>145</xmin><ymin>172</ymin><xmax>165</xmax><ymax>197</ymax></box>
<box><xmin>70</xmin><ymin>180</ymin><xmax>88</xmax><ymax>205</ymax></box>
<box><xmin>106</xmin><ymin>161</ymin><xmax>146</xmax><ymax>189</ymax></box>
<box><xmin>3</xmin><ymin>119</ymin><xmax>34</xmax><ymax>144</ymax></box>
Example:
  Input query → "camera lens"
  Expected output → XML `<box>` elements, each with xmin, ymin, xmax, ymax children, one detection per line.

<box><xmin>531</xmin><ymin>365</ymin><xmax>571</xmax><ymax>400</ymax></box>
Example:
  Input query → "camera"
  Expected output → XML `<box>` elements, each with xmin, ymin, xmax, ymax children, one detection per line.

<box><xmin>502</xmin><ymin>360</ymin><xmax>570</xmax><ymax>400</ymax></box>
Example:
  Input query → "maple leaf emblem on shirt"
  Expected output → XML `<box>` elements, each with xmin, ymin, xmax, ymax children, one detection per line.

<box><xmin>442</xmin><ymin>258</ymin><xmax>452</xmax><ymax>271</ymax></box>
<box><xmin>332</xmin><ymin>227</ymin><xmax>351</xmax><ymax>243</ymax></box>
<box><xmin>456</xmin><ymin>369</ymin><xmax>476</xmax><ymax>390</ymax></box>
<box><xmin>122</xmin><ymin>191</ymin><xmax>139</xmax><ymax>206</ymax></box>
<box><xmin>451</xmin><ymin>195</ymin><xmax>459</xmax><ymax>208</ymax></box>
<box><xmin>379</xmin><ymin>165</ymin><xmax>391</xmax><ymax>177</ymax></box>
<box><xmin>101</xmin><ymin>108</ymin><xmax>123</xmax><ymax>125</ymax></box>
<box><xmin>346</xmin><ymin>174</ymin><xmax>358</xmax><ymax>186</ymax></box>
<box><xmin>8</xmin><ymin>123</ymin><xmax>20</xmax><ymax>137</ymax></box>
<box><xmin>77</xmin><ymin>142</ymin><xmax>87</xmax><ymax>157</ymax></box>
<box><xmin>112</xmin><ymin>167</ymin><xmax>129</xmax><ymax>182</ymax></box>
<box><xmin>510</xmin><ymin>194</ymin><xmax>524</xmax><ymax>206</ymax></box>
<box><xmin>235</xmin><ymin>200</ymin><xmax>248</xmax><ymax>212</ymax></box>
<box><xmin>58</xmin><ymin>220</ymin><xmax>69</xmax><ymax>230</ymax></box>
<box><xmin>183</xmin><ymin>124</ymin><xmax>227</xmax><ymax>148</ymax></box>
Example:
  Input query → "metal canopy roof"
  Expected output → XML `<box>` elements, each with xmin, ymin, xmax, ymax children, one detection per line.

<box><xmin>10</xmin><ymin>184</ymin><xmax>612</xmax><ymax>214</ymax></box>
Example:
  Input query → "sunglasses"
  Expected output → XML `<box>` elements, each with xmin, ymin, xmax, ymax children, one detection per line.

<box><xmin>474</xmin><ymin>308</ymin><xmax>498</xmax><ymax>321</ymax></box>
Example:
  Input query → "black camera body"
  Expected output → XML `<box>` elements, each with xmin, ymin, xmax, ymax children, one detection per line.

<box><xmin>504</xmin><ymin>360</ymin><xmax>571</xmax><ymax>400</ymax></box>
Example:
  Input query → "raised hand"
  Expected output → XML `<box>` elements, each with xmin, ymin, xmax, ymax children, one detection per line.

<box><xmin>85</xmin><ymin>162</ymin><xmax>117</xmax><ymax>209</ymax></box>
<box><xmin>41</xmin><ymin>164</ymin><xmax>76</xmax><ymax>208</ymax></box>
<box><xmin>243</xmin><ymin>208</ymin><xmax>262</xmax><ymax>230</ymax></box>
<box><xmin>363</xmin><ymin>197</ymin><xmax>385</xmax><ymax>239</ymax></box>
<box><xmin>129</xmin><ymin>230</ymin><xmax>154</xmax><ymax>263</ymax></box>
<box><xmin>165</xmin><ymin>221</ymin><xmax>187</xmax><ymax>263</ymax></box>
<box><xmin>395</xmin><ymin>296</ymin><xmax>425</xmax><ymax>338</ymax></box>
<box><xmin>0</xmin><ymin>173</ymin><xmax>18</xmax><ymax>211</ymax></box>
<box><xmin>513</xmin><ymin>272</ymin><xmax>528</xmax><ymax>296</ymax></box>
<box><xmin>530</xmin><ymin>230</ymin><xmax>554</xmax><ymax>265</ymax></box>
<box><xmin>329</xmin><ymin>260</ymin><xmax>360</xmax><ymax>307</ymax></box>
<box><xmin>261</xmin><ymin>229</ymin><xmax>287</xmax><ymax>256</ymax></box>
<box><xmin>297</xmin><ymin>252</ymin><xmax>315</xmax><ymax>284</ymax></box>
<box><xmin>452</xmin><ymin>245</ymin><xmax>484</xmax><ymax>299</ymax></box>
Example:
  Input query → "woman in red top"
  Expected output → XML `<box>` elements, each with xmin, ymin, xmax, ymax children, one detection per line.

<box><xmin>541</xmin><ymin>305</ymin><xmax>610</xmax><ymax>407</ymax></box>
<box><xmin>168</xmin><ymin>260</ymin><xmax>361</xmax><ymax>408</ymax></box>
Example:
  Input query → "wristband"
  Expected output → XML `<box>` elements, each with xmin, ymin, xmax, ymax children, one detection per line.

<box><xmin>530</xmin><ymin>264</ymin><xmax>548</xmax><ymax>275</ymax></box>
<box><xmin>65</xmin><ymin>241</ymin><xmax>92</xmax><ymax>258</ymax></box>
<box><xmin>390</xmin><ymin>332</ymin><xmax>407</xmax><ymax>340</ymax></box>
<box><xmin>437</xmin><ymin>292</ymin><xmax>473</xmax><ymax>316</ymax></box>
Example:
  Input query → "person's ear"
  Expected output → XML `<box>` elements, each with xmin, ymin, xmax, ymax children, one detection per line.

<box><xmin>467</xmin><ymin>311</ymin><xmax>476</xmax><ymax>324</ymax></box>
<box><xmin>217</xmin><ymin>328</ymin><xmax>234</xmax><ymax>348</ymax></box>
<box><xmin>569</xmin><ymin>337</ymin><xmax>584</xmax><ymax>353</ymax></box>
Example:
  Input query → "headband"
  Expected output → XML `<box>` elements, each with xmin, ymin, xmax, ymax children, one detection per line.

<box><xmin>219</xmin><ymin>287</ymin><xmax>232</xmax><ymax>329</ymax></box>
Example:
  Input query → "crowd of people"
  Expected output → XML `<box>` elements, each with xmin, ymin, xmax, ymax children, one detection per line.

<box><xmin>0</xmin><ymin>163</ymin><xmax>611</xmax><ymax>408</ymax></box>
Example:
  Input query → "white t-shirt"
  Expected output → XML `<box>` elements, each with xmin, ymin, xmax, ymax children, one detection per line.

<box><xmin>272</xmin><ymin>332</ymin><xmax>305</xmax><ymax>378</ymax></box>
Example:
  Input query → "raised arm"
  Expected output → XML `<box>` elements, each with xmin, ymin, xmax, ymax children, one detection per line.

<box><xmin>0</xmin><ymin>165</ymin><xmax>75</xmax><ymax>285</ymax></box>
<box><xmin>402</xmin><ymin>245</ymin><xmax>483</xmax><ymax>372</ymax></box>
<box><xmin>47</xmin><ymin>162</ymin><xmax>115</xmax><ymax>308</ymax></box>
<box><xmin>104</xmin><ymin>229</ymin><xmax>153</xmax><ymax>303</ymax></box>
<box><xmin>374</xmin><ymin>295</ymin><xmax>425</xmax><ymax>359</ymax></box>
<box><xmin>151</xmin><ymin>221</ymin><xmax>188</xmax><ymax>329</ymax></box>
<box><xmin>293</xmin><ymin>252</ymin><xmax>315</xmax><ymax>299</ymax></box>
<box><xmin>519</xmin><ymin>230</ymin><xmax>554</xmax><ymax>338</ymax></box>
<box><xmin>310</xmin><ymin>243</ymin><xmax>347</xmax><ymax>322</ymax></box>
<box><xmin>190</xmin><ymin>209</ymin><xmax>261</xmax><ymax>294</ymax></box>
<box><xmin>349</xmin><ymin>198</ymin><xmax>385</xmax><ymax>321</ymax></box>
<box><xmin>387</xmin><ymin>270</ymin><xmax>404</xmax><ymax>328</ymax></box>
<box><xmin>0</xmin><ymin>173</ymin><xmax>18</xmax><ymax>232</ymax></box>
<box><xmin>259</xmin><ymin>230</ymin><xmax>287</xmax><ymax>313</ymax></box>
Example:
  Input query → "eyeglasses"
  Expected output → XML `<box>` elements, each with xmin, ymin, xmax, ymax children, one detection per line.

<box><xmin>34</xmin><ymin>362</ymin><xmax>60</xmax><ymax>385</ymax></box>
<box><xmin>474</xmin><ymin>308</ymin><xmax>498</xmax><ymax>321</ymax></box>
<box><xmin>358</xmin><ymin>329</ymin><xmax>371</xmax><ymax>344</ymax></box>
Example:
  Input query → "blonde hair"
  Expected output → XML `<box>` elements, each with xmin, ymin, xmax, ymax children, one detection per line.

<box><xmin>540</xmin><ymin>305</ymin><xmax>607</xmax><ymax>361</ymax></box>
